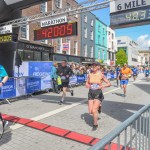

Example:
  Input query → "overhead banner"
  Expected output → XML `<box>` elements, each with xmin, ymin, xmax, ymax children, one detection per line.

<box><xmin>110</xmin><ymin>0</ymin><xmax>150</xmax><ymax>13</ymax></box>
<box><xmin>0</xmin><ymin>25</ymin><xmax>12</xmax><ymax>34</ymax></box>
<box><xmin>41</xmin><ymin>16</ymin><xmax>67</xmax><ymax>27</ymax></box>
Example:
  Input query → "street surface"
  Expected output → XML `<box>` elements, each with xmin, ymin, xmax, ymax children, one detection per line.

<box><xmin>0</xmin><ymin>74</ymin><xmax>150</xmax><ymax>150</ymax></box>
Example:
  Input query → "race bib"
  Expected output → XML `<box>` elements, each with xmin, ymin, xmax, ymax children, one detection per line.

<box><xmin>90</xmin><ymin>84</ymin><xmax>100</xmax><ymax>90</ymax></box>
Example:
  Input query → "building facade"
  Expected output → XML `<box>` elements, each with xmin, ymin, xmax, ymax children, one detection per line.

<box><xmin>139</xmin><ymin>50</ymin><xmax>150</xmax><ymax>67</ymax></box>
<box><xmin>107</xmin><ymin>27</ymin><xmax>117</xmax><ymax>66</ymax></box>
<box><xmin>80</xmin><ymin>12</ymin><xmax>95</xmax><ymax>58</ymax></box>
<box><xmin>117</xmin><ymin>36</ymin><xmax>140</xmax><ymax>66</ymax></box>
<box><xmin>95</xmin><ymin>18</ymin><xmax>107</xmax><ymax>63</ymax></box>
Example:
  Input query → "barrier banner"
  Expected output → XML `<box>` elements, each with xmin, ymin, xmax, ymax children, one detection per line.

<box><xmin>16</xmin><ymin>78</ymin><xmax>26</xmax><ymax>97</ymax></box>
<box><xmin>84</xmin><ymin>74</ymin><xmax>88</xmax><ymax>81</ymax></box>
<box><xmin>0</xmin><ymin>78</ymin><xmax>16</xmax><ymax>99</ymax></box>
<box><xmin>28</xmin><ymin>62</ymin><xmax>53</xmax><ymax>90</ymax></box>
<box><xmin>26</xmin><ymin>77</ymin><xmax>41</xmax><ymax>94</ymax></box>
<box><xmin>69</xmin><ymin>75</ymin><xmax>77</xmax><ymax>85</ymax></box>
<box><xmin>77</xmin><ymin>75</ymin><xmax>85</xmax><ymax>83</ymax></box>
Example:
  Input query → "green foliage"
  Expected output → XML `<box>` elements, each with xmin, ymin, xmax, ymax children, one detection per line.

<box><xmin>116</xmin><ymin>49</ymin><xmax>128</xmax><ymax>67</ymax></box>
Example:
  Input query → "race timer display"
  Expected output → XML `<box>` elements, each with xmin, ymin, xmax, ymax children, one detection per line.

<box><xmin>110</xmin><ymin>6</ymin><xmax>150</xmax><ymax>28</ymax></box>
<box><xmin>34</xmin><ymin>22</ymin><xmax>77</xmax><ymax>40</ymax></box>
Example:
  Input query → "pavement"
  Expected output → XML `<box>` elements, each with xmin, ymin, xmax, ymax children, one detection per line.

<box><xmin>0</xmin><ymin>74</ymin><xmax>150</xmax><ymax>150</ymax></box>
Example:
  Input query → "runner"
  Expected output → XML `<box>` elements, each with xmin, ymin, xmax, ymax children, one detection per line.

<box><xmin>116</xmin><ymin>65</ymin><xmax>121</xmax><ymax>87</ymax></box>
<box><xmin>119</xmin><ymin>63</ymin><xmax>132</xmax><ymax>97</ymax></box>
<box><xmin>86</xmin><ymin>62</ymin><xmax>111</xmax><ymax>130</ymax></box>
<box><xmin>132</xmin><ymin>66</ymin><xmax>138</xmax><ymax>81</ymax></box>
<box><xmin>0</xmin><ymin>65</ymin><xmax>9</xmax><ymax>129</ymax></box>
<box><xmin>145</xmin><ymin>67</ymin><xmax>150</xmax><ymax>82</ymax></box>
<box><xmin>57</xmin><ymin>60</ymin><xmax>74</xmax><ymax>105</ymax></box>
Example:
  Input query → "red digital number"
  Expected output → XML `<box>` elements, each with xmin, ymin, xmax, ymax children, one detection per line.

<box><xmin>47</xmin><ymin>27</ymin><xmax>53</xmax><ymax>38</ymax></box>
<box><xmin>42</xmin><ymin>29</ymin><xmax>47</xmax><ymax>38</ymax></box>
<box><xmin>67</xmin><ymin>24</ymin><xmax>73</xmax><ymax>35</ymax></box>
<box><xmin>54</xmin><ymin>26</ymin><xmax>59</xmax><ymax>37</ymax></box>
<box><xmin>60</xmin><ymin>25</ymin><xmax>66</xmax><ymax>36</ymax></box>
<box><xmin>36</xmin><ymin>30</ymin><xmax>42</xmax><ymax>40</ymax></box>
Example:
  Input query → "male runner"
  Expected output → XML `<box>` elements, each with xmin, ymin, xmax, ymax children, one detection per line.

<box><xmin>0</xmin><ymin>65</ymin><xmax>9</xmax><ymax>128</ymax></box>
<box><xmin>116</xmin><ymin>65</ymin><xmax>121</xmax><ymax>87</ymax></box>
<box><xmin>119</xmin><ymin>63</ymin><xmax>132</xmax><ymax>97</ymax></box>
<box><xmin>145</xmin><ymin>67</ymin><xmax>150</xmax><ymax>81</ymax></box>
<box><xmin>57</xmin><ymin>60</ymin><xmax>74</xmax><ymax>105</ymax></box>
<box><xmin>132</xmin><ymin>66</ymin><xmax>138</xmax><ymax>81</ymax></box>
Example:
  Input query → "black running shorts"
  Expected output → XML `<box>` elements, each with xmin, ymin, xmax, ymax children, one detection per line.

<box><xmin>62</xmin><ymin>82</ymin><xmax>69</xmax><ymax>88</ymax></box>
<box><xmin>88</xmin><ymin>89</ymin><xmax>104</xmax><ymax>102</ymax></box>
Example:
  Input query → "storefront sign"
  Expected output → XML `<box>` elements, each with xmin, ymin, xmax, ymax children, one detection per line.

<box><xmin>0</xmin><ymin>25</ymin><xmax>12</xmax><ymax>34</ymax></box>
<box><xmin>41</xmin><ymin>16</ymin><xmax>67</xmax><ymax>27</ymax></box>
<box><xmin>0</xmin><ymin>34</ymin><xmax>12</xmax><ymax>43</ymax></box>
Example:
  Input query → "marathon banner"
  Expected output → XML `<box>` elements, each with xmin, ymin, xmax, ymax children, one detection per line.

<box><xmin>69</xmin><ymin>75</ymin><xmax>77</xmax><ymax>86</ymax></box>
<box><xmin>16</xmin><ymin>77</ymin><xmax>26</xmax><ymax>97</ymax></box>
<box><xmin>77</xmin><ymin>75</ymin><xmax>85</xmax><ymax>83</ymax></box>
<box><xmin>0</xmin><ymin>78</ymin><xmax>16</xmax><ymax>99</ymax></box>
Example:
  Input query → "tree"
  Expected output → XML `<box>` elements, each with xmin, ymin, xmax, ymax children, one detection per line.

<box><xmin>116</xmin><ymin>49</ymin><xmax>128</xmax><ymax>66</ymax></box>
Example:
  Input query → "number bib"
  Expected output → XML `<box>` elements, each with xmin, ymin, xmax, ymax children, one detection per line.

<box><xmin>90</xmin><ymin>84</ymin><xmax>100</xmax><ymax>90</ymax></box>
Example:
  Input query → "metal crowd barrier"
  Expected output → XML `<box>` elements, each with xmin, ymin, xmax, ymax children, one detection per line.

<box><xmin>90</xmin><ymin>104</ymin><xmax>150</xmax><ymax>150</ymax></box>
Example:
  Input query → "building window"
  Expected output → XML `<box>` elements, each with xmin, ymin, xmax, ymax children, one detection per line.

<box><xmin>84</xmin><ymin>44</ymin><xmax>87</xmax><ymax>57</ymax></box>
<box><xmin>74</xmin><ymin>41</ymin><xmax>78</xmax><ymax>55</ymax></box>
<box><xmin>90</xmin><ymin>31</ymin><xmax>93</xmax><ymax>40</ymax></box>
<box><xmin>41</xmin><ymin>2</ymin><xmax>47</xmax><ymax>13</ymax></box>
<box><xmin>84</xmin><ymin>15</ymin><xmax>87</xmax><ymax>23</ymax></box>
<box><xmin>90</xmin><ymin>46</ymin><xmax>93</xmax><ymax>58</ymax></box>
<box><xmin>98</xmin><ymin>35</ymin><xmax>100</xmax><ymax>44</ymax></box>
<box><xmin>65</xmin><ymin>38</ymin><xmax>70</xmax><ymax>55</ymax></box>
<box><xmin>42</xmin><ymin>52</ymin><xmax>49</xmax><ymax>61</ymax></box>
<box><xmin>84</xmin><ymin>27</ymin><xmax>87</xmax><ymax>38</ymax></box>
<box><xmin>20</xmin><ymin>25</ymin><xmax>29</xmax><ymax>40</ymax></box>
<box><xmin>57</xmin><ymin>38</ymin><xmax>62</xmax><ymax>53</ymax></box>
<box><xmin>34</xmin><ymin>51</ymin><xmax>41</xmax><ymax>61</ymax></box>
<box><xmin>55</xmin><ymin>0</ymin><xmax>62</xmax><ymax>8</ymax></box>
<box><xmin>91</xmin><ymin>20</ymin><xmax>93</xmax><ymax>26</ymax></box>
<box><xmin>98</xmin><ymin>26</ymin><xmax>101</xmax><ymax>32</ymax></box>
<box><xmin>75</xmin><ymin>14</ymin><xmax>78</xmax><ymax>18</ymax></box>
<box><xmin>41</xmin><ymin>40</ymin><xmax>48</xmax><ymax>44</ymax></box>
<box><xmin>103</xmin><ymin>37</ymin><xmax>105</xmax><ymax>46</ymax></box>
<box><xmin>67</xmin><ymin>3</ymin><xmax>71</xmax><ymax>11</ymax></box>
<box><xmin>103</xmin><ymin>28</ymin><xmax>105</xmax><ymax>34</ymax></box>
<box><xmin>112</xmin><ymin>33</ymin><xmax>114</xmax><ymax>39</ymax></box>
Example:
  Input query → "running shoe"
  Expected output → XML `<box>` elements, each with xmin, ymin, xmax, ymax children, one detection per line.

<box><xmin>71</xmin><ymin>90</ymin><xmax>74</xmax><ymax>96</ymax></box>
<box><xmin>3</xmin><ymin>120</ymin><xmax>9</xmax><ymax>130</ymax></box>
<box><xmin>92</xmin><ymin>125</ymin><xmax>98</xmax><ymax>131</ymax></box>
<box><xmin>58</xmin><ymin>101</ymin><xmax>63</xmax><ymax>105</ymax></box>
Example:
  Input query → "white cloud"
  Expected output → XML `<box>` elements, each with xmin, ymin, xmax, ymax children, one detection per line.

<box><xmin>137</xmin><ymin>34</ymin><xmax>150</xmax><ymax>50</ymax></box>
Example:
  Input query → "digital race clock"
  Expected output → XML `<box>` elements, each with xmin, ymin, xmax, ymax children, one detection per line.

<box><xmin>0</xmin><ymin>34</ymin><xmax>13</xmax><ymax>43</ymax></box>
<box><xmin>34</xmin><ymin>22</ymin><xmax>78</xmax><ymax>41</ymax></box>
<box><xmin>110</xmin><ymin>6</ymin><xmax>150</xmax><ymax>28</ymax></box>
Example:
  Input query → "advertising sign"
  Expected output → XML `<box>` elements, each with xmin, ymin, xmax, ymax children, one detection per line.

<box><xmin>41</xmin><ymin>16</ymin><xmax>67</xmax><ymax>27</ymax></box>
<box><xmin>0</xmin><ymin>25</ymin><xmax>12</xmax><ymax>34</ymax></box>
<box><xmin>62</xmin><ymin>43</ymin><xmax>70</xmax><ymax>51</ymax></box>
<box><xmin>0</xmin><ymin>78</ymin><xmax>16</xmax><ymax>99</ymax></box>
<box><xmin>77</xmin><ymin>75</ymin><xmax>85</xmax><ymax>83</ymax></box>
<box><xmin>110</xmin><ymin>0</ymin><xmax>150</xmax><ymax>13</ymax></box>
<box><xmin>16</xmin><ymin>78</ymin><xmax>26</xmax><ymax>97</ymax></box>
<box><xmin>69</xmin><ymin>75</ymin><xmax>77</xmax><ymax>85</ymax></box>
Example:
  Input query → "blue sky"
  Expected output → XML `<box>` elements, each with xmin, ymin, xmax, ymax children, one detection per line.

<box><xmin>77</xmin><ymin>0</ymin><xmax>150</xmax><ymax>49</ymax></box>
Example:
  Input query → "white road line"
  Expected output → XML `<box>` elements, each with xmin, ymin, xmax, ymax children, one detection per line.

<box><xmin>6</xmin><ymin>79</ymin><xmax>142</xmax><ymax>132</ymax></box>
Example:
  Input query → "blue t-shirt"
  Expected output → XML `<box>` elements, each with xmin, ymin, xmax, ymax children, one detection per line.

<box><xmin>0</xmin><ymin>65</ymin><xmax>8</xmax><ymax>80</ymax></box>
<box><xmin>132</xmin><ymin>68</ymin><xmax>138</xmax><ymax>74</ymax></box>
<box><xmin>116</xmin><ymin>68</ymin><xmax>121</xmax><ymax>76</ymax></box>
<box><xmin>145</xmin><ymin>70</ymin><xmax>150</xmax><ymax>75</ymax></box>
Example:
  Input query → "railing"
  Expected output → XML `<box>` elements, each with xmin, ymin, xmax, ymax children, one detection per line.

<box><xmin>90</xmin><ymin>104</ymin><xmax>150</xmax><ymax>150</ymax></box>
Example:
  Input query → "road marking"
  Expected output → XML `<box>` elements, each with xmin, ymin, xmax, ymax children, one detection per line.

<box><xmin>6</xmin><ymin>79</ymin><xmax>142</xmax><ymax>132</ymax></box>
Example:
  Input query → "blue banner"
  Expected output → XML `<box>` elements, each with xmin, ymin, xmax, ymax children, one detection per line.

<box><xmin>26</xmin><ymin>77</ymin><xmax>41</xmax><ymax>94</ymax></box>
<box><xmin>77</xmin><ymin>75</ymin><xmax>85</xmax><ymax>83</ymax></box>
<box><xmin>0</xmin><ymin>78</ymin><xmax>16</xmax><ymax>99</ymax></box>
<box><xmin>69</xmin><ymin>75</ymin><xmax>77</xmax><ymax>85</ymax></box>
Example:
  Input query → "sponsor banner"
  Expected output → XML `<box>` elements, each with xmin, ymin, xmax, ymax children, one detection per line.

<box><xmin>16</xmin><ymin>78</ymin><xmax>26</xmax><ymax>97</ymax></box>
<box><xmin>110</xmin><ymin>0</ymin><xmax>150</xmax><ymax>13</ymax></box>
<box><xmin>0</xmin><ymin>25</ymin><xmax>12</xmax><ymax>34</ymax></box>
<box><xmin>77</xmin><ymin>75</ymin><xmax>85</xmax><ymax>83</ymax></box>
<box><xmin>14</xmin><ymin>62</ymin><xmax>29</xmax><ymax>77</ymax></box>
<box><xmin>62</xmin><ymin>43</ymin><xmax>70</xmax><ymax>51</ymax></box>
<box><xmin>26</xmin><ymin>77</ymin><xmax>41</xmax><ymax>94</ymax></box>
<box><xmin>0</xmin><ymin>78</ymin><xmax>16</xmax><ymax>99</ymax></box>
<box><xmin>41</xmin><ymin>16</ymin><xmax>67</xmax><ymax>27</ymax></box>
<box><xmin>69</xmin><ymin>75</ymin><xmax>77</xmax><ymax>85</ymax></box>
<box><xmin>28</xmin><ymin>62</ymin><xmax>53</xmax><ymax>90</ymax></box>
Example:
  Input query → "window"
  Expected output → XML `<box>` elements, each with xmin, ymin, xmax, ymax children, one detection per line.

<box><xmin>84</xmin><ymin>44</ymin><xmax>87</xmax><ymax>57</ymax></box>
<box><xmin>74</xmin><ymin>41</ymin><xmax>78</xmax><ymax>55</ymax></box>
<box><xmin>20</xmin><ymin>25</ymin><xmax>29</xmax><ymax>40</ymax></box>
<box><xmin>91</xmin><ymin>20</ymin><xmax>93</xmax><ymax>26</ymax></box>
<box><xmin>41</xmin><ymin>40</ymin><xmax>48</xmax><ymax>44</ymax></box>
<box><xmin>112</xmin><ymin>33</ymin><xmax>114</xmax><ymax>39</ymax></box>
<box><xmin>34</xmin><ymin>52</ymin><xmax>41</xmax><ymax>61</ymax></box>
<box><xmin>90</xmin><ymin>31</ymin><xmax>93</xmax><ymax>40</ymax></box>
<box><xmin>75</xmin><ymin>14</ymin><xmax>78</xmax><ymax>18</ymax></box>
<box><xmin>103</xmin><ymin>28</ymin><xmax>105</xmax><ymax>34</ymax></box>
<box><xmin>84</xmin><ymin>27</ymin><xmax>87</xmax><ymax>38</ymax></box>
<box><xmin>84</xmin><ymin>15</ymin><xmax>87</xmax><ymax>23</ymax></box>
<box><xmin>90</xmin><ymin>46</ymin><xmax>93</xmax><ymax>58</ymax></box>
<box><xmin>24</xmin><ymin>50</ymin><xmax>34</xmax><ymax>61</ymax></box>
<box><xmin>98</xmin><ymin>26</ymin><xmax>101</xmax><ymax>32</ymax></box>
<box><xmin>65</xmin><ymin>38</ymin><xmax>70</xmax><ymax>55</ymax></box>
<box><xmin>55</xmin><ymin>0</ymin><xmax>62</xmax><ymax>8</ymax></box>
<box><xmin>112</xmin><ymin>42</ymin><xmax>114</xmax><ymax>49</ymax></box>
<box><xmin>42</xmin><ymin>52</ymin><xmax>49</xmax><ymax>61</ymax></box>
<box><xmin>67</xmin><ymin>3</ymin><xmax>71</xmax><ymax>11</ymax></box>
<box><xmin>103</xmin><ymin>37</ymin><xmax>105</xmax><ymax>46</ymax></box>
<box><xmin>57</xmin><ymin>38</ymin><xmax>62</xmax><ymax>53</ymax></box>
<box><xmin>98</xmin><ymin>35</ymin><xmax>100</xmax><ymax>44</ymax></box>
<box><xmin>41</xmin><ymin>2</ymin><xmax>47</xmax><ymax>13</ymax></box>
